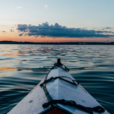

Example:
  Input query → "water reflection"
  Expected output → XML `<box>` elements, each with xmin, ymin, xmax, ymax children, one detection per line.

<box><xmin>0</xmin><ymin>45</ymin><xmax>114</xmax><ymax>113</ymax></box>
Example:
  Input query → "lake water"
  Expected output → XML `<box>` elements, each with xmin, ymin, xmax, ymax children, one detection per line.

<box><xmin>0</xmin><ymin>45</ymin><xmax>114</xmax><ymax>114</ymax></box>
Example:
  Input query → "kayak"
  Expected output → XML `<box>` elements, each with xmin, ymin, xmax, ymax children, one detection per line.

<box><xmin>8</xmin><ymin>59</ymin><xmax>110</xmax><ymax>114</ymax></box>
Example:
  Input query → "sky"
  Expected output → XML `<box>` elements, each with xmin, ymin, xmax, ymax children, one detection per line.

<box><xmin>0</xmin><ymin>0</ymin><xmax>114</xmax><ymax>42</ymax></box>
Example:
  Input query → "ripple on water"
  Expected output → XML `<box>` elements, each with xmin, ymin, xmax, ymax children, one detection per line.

<box><xmin>0</xmin><ymin>45</ymin><xmax>114</xmax><ymax>114</ymax></box>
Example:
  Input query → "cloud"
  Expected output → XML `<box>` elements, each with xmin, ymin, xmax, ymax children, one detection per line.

<box><xmin>17</xmin><ymin>22</ymin><xmax>114</xmax><ymax>38</ymax></box>
<box><xmin>10</xmin><ymin>29</ymin><xmax>14</xmax><ymax>32</ymax></box>
<box><xmin>19</xmin><ymin>33</ymin><xmax>23</xmax><ymax>36</ymax></box>
<box><xmin>2</xmin><ymin>31</ymin><xmax>6</xmax><ymax>32</ymax></box>
<box><xmin>105</xmin><ymin>27</ymin><xmax>112</xmax><ymax>29</ymax></box>
<box><xmin>17</xmin><ymin>7</ymin><xmax>22</xmax><ymax>9</ymax></box>
<box><xmin>44</xmin><ymin>5</ymin><xmax>49</xmax><ymax>9</ymax></box>
<box><xmin>102</xmin><ymin>27</ymin><xmax>112</xmax><ymax>30</ymax></box>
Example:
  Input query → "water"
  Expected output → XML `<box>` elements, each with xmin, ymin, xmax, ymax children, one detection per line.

<box><xmin>0</xmin><ymin>45</ymin><xmax>114</xmax><ymax>114</ymax></box>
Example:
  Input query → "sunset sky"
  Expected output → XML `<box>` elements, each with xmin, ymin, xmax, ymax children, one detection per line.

<box><xmin>0</xmin><ymin>0</ymin><xmax>114</xmax><ymax>42</ymax></box>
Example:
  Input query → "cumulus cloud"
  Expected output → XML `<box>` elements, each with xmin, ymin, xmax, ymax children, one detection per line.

<box><xmin>44</xmin><ymin>5</ymin><xmax>49</xmax><ymax>9</ymax></box>
<box><xmin>17</xmin><ymin>7</ymin><xmax>22</xmax><ymax>9</ymax></box>
<box><xmin>17</xmin><ymin>22</ymin><xmax>114</xmax><ymax>38</ymax></box>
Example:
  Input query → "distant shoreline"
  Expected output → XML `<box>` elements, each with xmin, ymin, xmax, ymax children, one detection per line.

<box><xmin>0</xmin><ymin>41</ymin><xmax>114</xmax><ymax>45</ymax></box>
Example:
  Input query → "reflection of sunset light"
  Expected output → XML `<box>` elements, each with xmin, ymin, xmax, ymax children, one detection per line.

<box><xmin>0</xmin><ymin>51</ymin><xmax>36</xmax><ymax>57</ymax></box>
<box><xmin>0</xmin><ymin>67</ymin><xmax>18</xmax><ymax>71</ymax></box>
<box><xmin>0</xmin><ymin>67</ymin><xmax>47</xmax><ymax>71</ymax></box>
<box><xmin>0</xmin><ymin>74</ymin><xmax>7</xmax><ymax>77</ymax></box>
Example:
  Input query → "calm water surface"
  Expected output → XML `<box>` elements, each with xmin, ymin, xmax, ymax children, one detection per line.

<box><xmin>0</xmin><ymin>45</ymin><xmax>114</xmax><ymax>114</ymax></box>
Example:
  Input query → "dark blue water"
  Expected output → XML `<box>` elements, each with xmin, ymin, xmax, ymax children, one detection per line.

<box><xmin>0</xmin><ymin>45</ymin><xmax>114</xmax><ymax>114</ymax></box>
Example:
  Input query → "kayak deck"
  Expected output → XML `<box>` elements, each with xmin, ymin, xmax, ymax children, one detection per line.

<box><xmin>45</xmin><ymin>67</ymin><xmax>109</xmax><ymax>114</ymax></box>
<box><xmin>8</xmin><ymin>60</ymin><xmax>109</xmax><ymax>114</ymax></box>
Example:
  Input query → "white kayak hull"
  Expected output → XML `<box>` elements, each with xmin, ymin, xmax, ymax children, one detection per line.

<box><xmin>8</xmin><ymin>61</ymin><xmax>110</xmax><ymax>114</ymax></box>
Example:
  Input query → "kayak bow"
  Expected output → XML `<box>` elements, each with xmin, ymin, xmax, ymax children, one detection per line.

<box><xmin>8</xmin><ymin>59</ymin><xmax>110</xmax><ymax>114</ymax></box>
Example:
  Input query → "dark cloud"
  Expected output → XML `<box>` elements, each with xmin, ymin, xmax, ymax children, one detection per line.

<box><xmin>17</xmin><ymin>22</ymin><xmax>114</xmax><ymax>38</ymax></box>
<box><xmin>19</xmin><ymin>33</ymin><xmax>23</xmax><ymax>36</ymax></box>
<box><xmin>17</xmin><ymin>24</ymin><xmax>28</xmax><ymax>32</ymax></box>
<box><xmin>2</xmin><ymin>31</ymin><xmax>6</xmax><ymax>32</ymax></box>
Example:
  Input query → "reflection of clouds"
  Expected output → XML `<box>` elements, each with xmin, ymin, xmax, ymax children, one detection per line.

<box><xmin>0</xmin><ymin>45</ymin><xmax>114</xmax><ymax>73</ymax></box>
<box><xmin>0</xmin><ymin>45</ymin><xmax>77</xmax><ymax>62</ymax></box>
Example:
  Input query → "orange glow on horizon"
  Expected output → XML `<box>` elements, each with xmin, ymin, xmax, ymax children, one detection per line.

<box><xmin>0</xmin><ymin>33</ymin><xmax>111</xmax><ymax>42</ymax></box>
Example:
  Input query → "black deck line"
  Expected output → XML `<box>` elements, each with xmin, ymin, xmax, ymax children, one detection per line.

<box><xmin>40</xmin><ymin>67</ymin><xmax>72</xmax><ymax>114</ymax></box>
<box><xmin>40</xmin><ymin>76</ymin><xmax>79</xmax><ymax>87</ymax></box>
